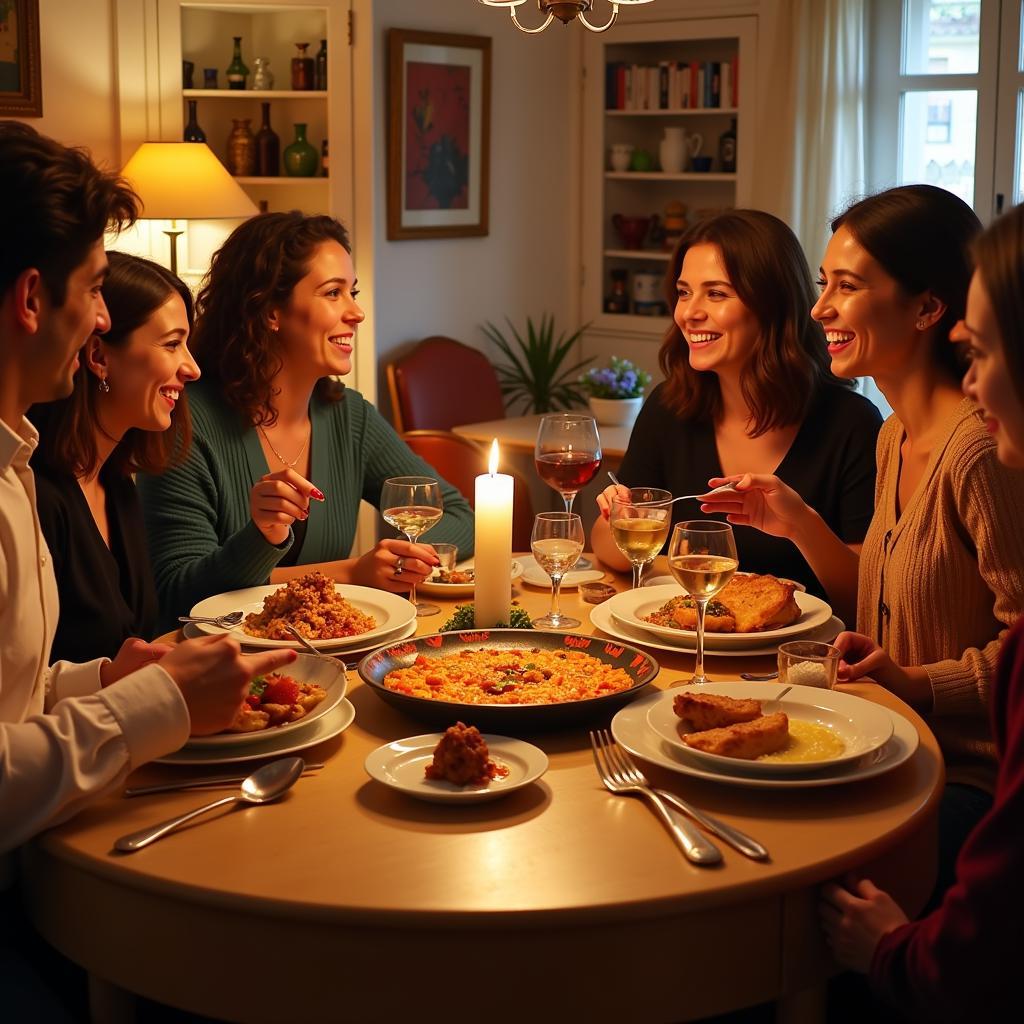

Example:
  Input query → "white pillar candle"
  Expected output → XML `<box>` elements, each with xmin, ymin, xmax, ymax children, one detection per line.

<box><xmin>474</xmin><ymin>440</ymin><xmax>514</xmax><ymax>628</ymax></box>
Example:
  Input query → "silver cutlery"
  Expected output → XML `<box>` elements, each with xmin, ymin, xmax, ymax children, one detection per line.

<box><xmin>114</xmin><ymin>757</ymin><xmax>304</xmax><ymax>852</ymax></box>
<box><xmin>590</xmin><ymin>729</ymin><xmax>722</xmax><ymax>866</ymax></box>
<box><xmin>124</xmin><ymin>763</ymin><xmax>325</xmax><ymax>797</ymax></box>
<box><xmin>739</xmin><ymin>671</ymin><xmax>779</xmax><ymax>681</ymax></box>
<box><xmin>652</xmin><ymin>788</ymin><xmax>769</xmax><ymax>861</ymax></box>
<box><xmin>178</xmin><ymin>610</ymin><xmax>244</xmax><ymax>628</ymax></box>
<box><xmin>606</xmin><ymin>471</ymin><xmax>736</xmax><ymax>507</ymax></box>
<box><xmin>283</xmin><ymin>623</ymin><xmax>341</xmax><ymax>665</ymax></box>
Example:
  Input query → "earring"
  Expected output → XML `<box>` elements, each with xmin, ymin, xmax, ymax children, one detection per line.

<box><xmin>916</xmin><ymin>320</ymin><xmax>927</xmax><ymax>330</ymax></box>
<box><xmin>98</xmin><ymin>377</ymin><xmax>110</xmax><ymax>394</ymax></box>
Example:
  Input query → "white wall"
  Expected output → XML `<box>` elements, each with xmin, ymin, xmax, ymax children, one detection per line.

<box><xmin>368</xmin><ymin>1</ymin><xmax>577</xmax><ymax>417</ymax></box>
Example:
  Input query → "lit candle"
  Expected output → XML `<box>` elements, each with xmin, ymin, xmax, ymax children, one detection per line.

<box><xmin>474</xmin><ymin>439</ymin><xmax>514</xmax><ymax>628</ymax></box>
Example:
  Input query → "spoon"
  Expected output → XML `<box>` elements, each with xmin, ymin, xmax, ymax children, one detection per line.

<box><xmin>114</xmin><ymin>757</ymin><xmax>305</xmax><ymax>852</ymax></box>
<box><xmin>283</xmin><ymin>623</ymin><xmax>339</xmax><ymax>665</ymax></box>
<box><xmin>178</xmin><ymin>610</ymin><xmax>245</xmax><ymax>628</ymax></box>
<box><xmin>739</xmin><ymin>670</ymin><xmax>779</xmax><ymax>681</ymax></box>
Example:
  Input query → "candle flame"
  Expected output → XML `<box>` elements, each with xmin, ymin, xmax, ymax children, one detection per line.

<box><xmin>488</xmin><ymin>439</ymin><xmax>499</xmax><ymax>475</ymax></box>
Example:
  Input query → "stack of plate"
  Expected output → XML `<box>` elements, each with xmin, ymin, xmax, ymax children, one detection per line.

<box><xmin>187</xmin><ymin>584</ymin><xmax>418</xmax><ymax>658</ymax></box>
<box><xmin>418</xmin><ymin>559</ymin><xmax>524</xmax><ymax>598</ymax></box>
<box><xmin>591</xmin><ymin>583</ymin><xmax>844</xmax><ymax>658</ymax></box>
<box><xmin>611</xmin><ymin>682</ymin><xmax>919</xmax><ymax>789</ymax></box>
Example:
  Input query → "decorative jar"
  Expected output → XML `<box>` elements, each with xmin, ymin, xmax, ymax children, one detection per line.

<box><xmin>283</xmin><ymin>123</ymin><xmax>318</xmax><ymax>177</ymax></box>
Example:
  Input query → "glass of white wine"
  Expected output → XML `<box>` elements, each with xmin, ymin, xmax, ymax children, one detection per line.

<box><xmin>667</xmin><ymin>520</ymin><xmax>738</xmax><ymax>685</ymax></box>
<box><xmin>609</xmin><ymin>487</ymin><xmax>673</xmax><ymax>589</ymax></box>
<box><xmin>530</xmin><ymin>512</ymin><xmax>584</xmax><ymax>629</ymax></box>
<box><xmin>381</xmin><ymin>476</ymin><xmax>443</xmax><ymax>617</ymax></box>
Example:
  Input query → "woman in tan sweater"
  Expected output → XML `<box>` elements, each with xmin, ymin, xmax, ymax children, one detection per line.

<box><xmin>700</xmin><ymin>186</ymin><xmax>1024</xmax><ymax>896</ymax></box>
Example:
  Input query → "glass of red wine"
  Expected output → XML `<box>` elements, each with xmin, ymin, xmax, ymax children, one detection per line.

<box><xmin>534</xmin><ymin>413</ymin><xmax>602</xmax><ymax>516</ymax></box>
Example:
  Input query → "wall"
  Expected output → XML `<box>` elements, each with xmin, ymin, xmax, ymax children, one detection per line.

<box><xmin>368</xmin><ymin>1</ymin><xmax>577</xmax><ymax>418</ymax></box>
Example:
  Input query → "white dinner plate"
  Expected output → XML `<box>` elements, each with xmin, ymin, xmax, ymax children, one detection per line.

<box><xmin>418</xmin><ymin>559</ymin><xmax>524</xmax><ymax>597</ymax></box>
<box><xmin>183</xmin><ymin>654</ymin><xmax>348</xmax><ymax>749</ymax></box>
<box><xmin>364</xmin><ymin>733</ymin><xmax>548</xmax><ymax>803</ymax></box>
<box><xmin>180</xmin><ymin>618</ymin><xmax>418</xmax><ymax>656</ymax></box>
<box><xmin>611</xmin><ymin>689</ymin><xmax>918</xmax><ymax>789</ymax></box>
<box><xmin>156</xmin><ymin>700</ymin><xmax>356</xmax><ymax>766</ymax></box>
<box><xmin>518</xmin><ymin>555</ymin><xmax>605</xmax><ymax>589</ymax></box>
<box><xmin>608</xmin><ymin>584</ymin><xmax>833</xmax><ymax>648</ymax></box>
<box><xmin>188</xmin><ymin>584</ymin><xmax>416</xmax><ymax>650</ymax></box>
<box><xmin>643</xmin><ymin>572</ymin><xmax>807</xmax><ymax>593</ymax></box>
<box><xmin>645</xmin><ymin>683</ymin><xmax>893</xmax><ymax>776</ymax></box>
<box><xmin>589</xmin><ymin>600</ymin><xmax>844</xmax><ymax>658</ymax></box>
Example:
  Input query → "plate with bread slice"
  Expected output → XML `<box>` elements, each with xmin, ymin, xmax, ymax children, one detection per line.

<box><xmin>607</xmin><ymin>578</ymin><xmax>833</xmax><ymax>649</ymax></box>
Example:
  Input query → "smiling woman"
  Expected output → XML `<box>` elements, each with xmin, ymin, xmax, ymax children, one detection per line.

<box><xmin>137</xmin><ymin>212</ymin><xmax>475</xmax><ymax>630</ymax></box>
<box><xmin>30</xmin><ymin>252</ymin><xmax>198</xmax><ymax>661</ymax></box>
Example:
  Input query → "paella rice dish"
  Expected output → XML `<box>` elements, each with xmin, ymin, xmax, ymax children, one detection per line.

<box><xmin>383</xmin><ymin>648</ymin><xmax>636</xmax><ymax>706</ymax></box>
<box><xmin>242</xmin><ymin>570</ymin><xmax>376</xmax><ymax>640</ymax></box>
<box><xmin>223</xmin><ymin>672</ymin><xmax>326</xmax><ymax>733</ymax></box>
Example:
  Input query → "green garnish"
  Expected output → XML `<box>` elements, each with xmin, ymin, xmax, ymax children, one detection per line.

<box><xmin>439</xmin><ymin>604</ymin><xmax>535</xmax><ymax>632</ymax></box>
<box><xmin>248</xmin><ymin>676</ymin><xmax>268</xmax><ymax>699</ymax></box>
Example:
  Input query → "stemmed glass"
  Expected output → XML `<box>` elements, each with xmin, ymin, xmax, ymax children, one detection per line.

<box><xmin>610</xmin><ymin>487</ymin><xmax>673</xmax><ymax>589</ymax></box>
<box><xmin>381</xmin><ymin>476</ymin><xmax>443</xmax><ymax>617</ymax></box>
<box><xmin>667</xmin><ymin>521</ymin><xmax>738</xmax><ymax>685</ymax></box>
<box><xmin>534</xmin><ymin>414</ymin><xmax>602</xmax><ymax>516</ymax></box>
<box><xmin>530</xmin><ymin>512</ymin><xmax>584</xmax><ymax>629</ymax></box>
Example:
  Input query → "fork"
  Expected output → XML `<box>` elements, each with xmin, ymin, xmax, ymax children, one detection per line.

<box><xmin>590</xmin><ymin>729</ymin><xmax>722</xmax><ymax>865</ymax></box>
<box><xmin>178</xmin><ymin>610</ymin><xmax>244</xmax><ymax>628</ymax></box>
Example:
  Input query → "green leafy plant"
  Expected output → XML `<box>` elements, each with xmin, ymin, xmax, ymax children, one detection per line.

<box><xmin>482</xmin><ymin>314</ymin><xmax>593</xmax><ymax>414</ymax></box>
<box><xmin>440</xmin><ymin>604</ymin><xmax>534</xmax><ymax>631</ymax></box>
<box><xmin>580</xmin><ymin>356</ymin><xmax>652</xmax><ymax>400</ymax></box>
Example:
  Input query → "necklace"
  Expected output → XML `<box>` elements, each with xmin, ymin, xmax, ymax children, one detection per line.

<box><xmin>258</xmin><ymin>422</ymin><xmax>311</xmax><ymax>469</ymax></box>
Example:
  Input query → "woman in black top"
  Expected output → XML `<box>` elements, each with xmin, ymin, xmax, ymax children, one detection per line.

<box><xmin>31</xmin><ymin>252</ymin><xmax>199</xmax><ymax>661</ymax></box>
<box><xmin>593</xmin><ymin>209</ymin><xmax>882</xmax><ymax>609</ymax></box>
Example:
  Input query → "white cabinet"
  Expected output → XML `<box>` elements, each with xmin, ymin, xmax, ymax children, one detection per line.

<box><xmin>579</xmin><ymin>16</ymin><xmax>757</xmax><ymax>347</ymax></box>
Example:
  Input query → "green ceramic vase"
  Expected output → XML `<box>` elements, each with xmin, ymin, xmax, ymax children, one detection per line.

<box><xmin>283</xmin><ymin>123</ymin><xmax>318</xmax><ymax>177</ymax></box>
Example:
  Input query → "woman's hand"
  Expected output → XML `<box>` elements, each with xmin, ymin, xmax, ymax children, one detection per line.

<box><xmin>699</xmin><ymin>473</ymin><xmax>813</xmax><ymax>540</ymax></box>
<box><xmin>819</xmin><ymin>876</ymin><xmax>909</xmax><ymax>974</ymax></box>
<box><xmin>249</xmin><ymin>468</ymin><xmax>323</xmax><ymax>546</ymax></box>
<box><xmin>348</xmin><ymin>538</ymin><xmax>440</xmax><ymax>593</ymax></box>
<box><xmin>832</xmin><ymin>632</ymin><xmax>934</xmax><ymax>710</ymax></box>
<box><xmin>99</xmin><ymin>637</ymin><xmax>174</xmax><ymax>687</ymax></box>
<box><xmin>596</xmin><ymin>483</ymin><xmax>631</xmax><ymax>521</ymax></box>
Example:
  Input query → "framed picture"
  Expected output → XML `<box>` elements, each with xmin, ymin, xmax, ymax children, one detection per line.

<box><xmin>0</xmin><ymin>1</ymin><xmax>42</xmax><ymax>117</ymax></box>
<box><xmin>388</xmin><ymin>29</ymin><xmax>491</xmax><ymax>240</ymax></box>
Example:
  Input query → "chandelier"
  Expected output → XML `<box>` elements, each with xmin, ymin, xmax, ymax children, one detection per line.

<box><xmin>479</xmin><ymin>1</ymin><xmax>655</xmax><ymax>35</ymax></box>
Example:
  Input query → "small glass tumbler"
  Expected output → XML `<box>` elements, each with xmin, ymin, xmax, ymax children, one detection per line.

<box><xmin>432</xmin><ymin>543</ymin><xmax>458</xmax><ymax>575</ymax></box>
<box><xmin>203</xmin><ymin>68</ymin><xmax>219</xmax><ymax>89</ymax></box>
<box><xmin>777</xmin><ymin>641</ymin><xmax>841</xmax><ymax>689</ymax></box>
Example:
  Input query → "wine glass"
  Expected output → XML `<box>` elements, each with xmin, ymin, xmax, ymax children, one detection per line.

<box><xmin>667</xmin><ymin>521</ymin><xmax>738</xmax><ymax>685</ymax></box>
<box><xmin>534</xmin><ymin>414</ymin><xmax>602</xmax><ymax>516</ymax></box>
<box><xmin>610</xmin><ymin>487</ymin><xmax>673</xmax><ymax>589</ymax></box>
<box><xmin>381</xmin><ymin>476</ymin><xmax>443</xmax><ymax>617</ymax></box>
<box><xmin>530</xmin><ymin>512</ymin><xmax>584</xmax><ymax>629</ymax></box>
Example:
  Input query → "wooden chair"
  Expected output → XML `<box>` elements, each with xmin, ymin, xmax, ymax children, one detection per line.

<box><xmin>386</xmin><ymin>336</ymin><xmax>506</xmax><ymax>434</ymax></box>
<box><xmin>402</xmin><ymin>430</ymin><xmax>534</xmax><ymax>553</ymax></box>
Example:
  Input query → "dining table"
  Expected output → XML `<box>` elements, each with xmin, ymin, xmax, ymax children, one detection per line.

<box><xmin>23</xmin><ymin>557</ymin><xmax>943</xmax><ymax>1024</ymax></box>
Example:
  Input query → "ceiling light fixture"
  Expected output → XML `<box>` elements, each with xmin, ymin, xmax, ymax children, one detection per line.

<box><xmin>479</xmin><ymin>1</ymin><xmax>655</xmax><ymax>35</ymax></box>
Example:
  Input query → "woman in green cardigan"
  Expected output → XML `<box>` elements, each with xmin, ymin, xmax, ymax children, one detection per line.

<box><xmin>138</xmin><ymin>213</ymin><xmax>474</xmax><ymax>624</ymax></box>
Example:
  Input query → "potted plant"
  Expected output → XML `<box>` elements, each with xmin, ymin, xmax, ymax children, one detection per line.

<box><xmin>482</xmin><ymin>314</ymin><xmax>593</xmax><ymax>413</ymax></box>
<box><xmin>580</xmin><ymin>356</ymin><xmax>652</xmax><ymax>426</ymax></box>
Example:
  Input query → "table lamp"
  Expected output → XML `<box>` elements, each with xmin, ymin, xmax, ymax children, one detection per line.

<box><xmin>121</xmin><ymin>142</ymin><xmax>259</xmax><ymax>275</ymax></box>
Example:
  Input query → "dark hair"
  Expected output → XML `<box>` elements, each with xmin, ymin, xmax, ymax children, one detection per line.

<box><xmin>0</xmin><ymin>121</ymin><xmax>138</xmax><ymax>305</ymax></box>
<box><xmin>191</xmin><ymin>211</ymin><xmax>352</xmax><ymax>425</ymax></box>
<box><xmin>831</xmin><ymin>184</ymin><xmax>982</xmax><ymax>380</ymax></box>
<box><xmin>658</xmin><ymin>208</ymin><xmax>848</xmax><ymax>436</ymax></box>
<box><xmin>31</xmin><ymin>253</ymin><xmax>195</xmax><ymax>477</ymax></box>
<box><xmin>973</xmin><ymin>203</ymin><xmax>1024</xmax><ymax>405</ymax></box>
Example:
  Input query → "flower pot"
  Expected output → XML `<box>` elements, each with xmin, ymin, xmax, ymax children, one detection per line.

<box><xmin>588</xmin><ymin>395</ymin><xmax>643</xmax><ymax>427</ymax></box>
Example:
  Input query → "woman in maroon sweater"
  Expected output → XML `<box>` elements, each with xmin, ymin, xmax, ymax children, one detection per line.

<box><xmin>819</xmin><ymin>203</ymin><xmax>1024</xmax><ymax>1020</ymax></box>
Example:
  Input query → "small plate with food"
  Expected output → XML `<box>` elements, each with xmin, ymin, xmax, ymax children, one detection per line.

<box><xmin>188</xmin><ymin>571</ymin><xmax>416</xmax><ymax>650</ymax></box>
<box><xmin>608</xmin><ymin>580</ymin><xmax>833</xmax><ymax>649</ymax></box>
<box><xmin>418</xmin><ymin>559</ymin><xmax>524</xmax><ymax>597</ymax></box>
<box><xmin>518</xmin><ymin>556</ymin><xmax>606</xmax><ymax>590</ymax></box>
<box><xmin>364</xmin><ymin>725</ymin><xmax>548</xmax><ymax>803</ymax></box>
<box><xmin>182</xmin><ymin>652</ymin><xmax>348</xmax><ymax>748</ymax></box>
<box><xmin>645</xmin><ymin>683</ymin><xmax>893</xmax><ymax>776</ymax></box>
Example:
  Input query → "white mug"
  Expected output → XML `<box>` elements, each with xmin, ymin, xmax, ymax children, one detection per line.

<box><xmin>610</xmin><ymin>143</ymin><xmax>634</xmax><ymax>172</ymax></box>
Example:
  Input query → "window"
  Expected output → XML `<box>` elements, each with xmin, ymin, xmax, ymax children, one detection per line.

<box><xmin>867</xmin><ymin>0</ymin><xmax>1023</xmax><ymax>220</ymax></box>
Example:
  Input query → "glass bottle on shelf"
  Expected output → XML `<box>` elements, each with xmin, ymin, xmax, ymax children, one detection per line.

<box><xmin>251</xmin><ymin>57</ymin><xmax>274</xmax><ymax>91</ymax></box>
<box><xmin>226</xmin><ymin>37</ymin><xmax>249</xmax><ymax>91</ymax></box>
<box><xmin>604</xmin><ymin>269</ymin><xmax>629</xmax><ymax>314</ymax></box>
<box><xmin>225</xmin><ymin>118</ymin><xmax>256</xmax><ymax>176</ymax></box>
<box><xmin>315</xmin><ymin>39</ymin><xmax>328</xmax><ymax>90</ymax></box>
<box><xmin>321</xmin><ymin>139</ymin><xmax>329</xmax><ymax>177</ymax></box>
<box><xmin>283</xmin><ymin>123</ymin><xmax>318</xmax><ymax>177</ymax></box>
<box><xmin>719</xmin><ymin>119</ymin><xmax>737</xmax><ymax>173</ymax></box>
<box><xmin>255</xmin><ymin>102</ymin><xmax>280</xmax><ymax>177</ymax></box>
<box><xmin>291</xmin><ymin>43</ymin><xmax>314</xmax><ymax>90</ymax></box>
<box><xmin>183</xmin><ymin>100</ymin><xmax>206</xmax><ymax>143</ymax></box>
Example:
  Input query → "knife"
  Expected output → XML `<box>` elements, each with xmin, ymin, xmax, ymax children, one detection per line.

<box><xmin>655</xmin><ymin>788</ymin><xmax>769</xmax><ymax>861</ymax></box>
<box><xmin>125</xmin><ymin>764</ymin><xmax>325</xmax><ymax>797</ymax></box>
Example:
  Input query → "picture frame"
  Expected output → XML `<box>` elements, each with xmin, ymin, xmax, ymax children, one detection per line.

<box><xmin>0</xmin><ymin>0</ymin><xmax>42</xmax><ymax>118</ymax></box>
<box><xmin>387</xmin><ymin>29</ymin><xmax>491</xmax><ymax>240</ymax></box>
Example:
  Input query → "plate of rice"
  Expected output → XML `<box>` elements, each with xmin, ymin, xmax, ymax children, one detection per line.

<box><xmin>188</xmin><ymin>571</ymin><xmax>416</xmax><ymax>650</ymax></box>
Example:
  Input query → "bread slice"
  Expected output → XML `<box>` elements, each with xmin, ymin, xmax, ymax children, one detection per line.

<box><xmin>716</xmin><ymin>574</ymin><xmax>800</xmax><ymax>632</ymax></box>
<box><xmin>683</xmin><ymin>712</ymin><xmax>790</xmax><ymax>760</ymax></box>
<box><xmin>672</xmin><ymin>691</ymin><xmax>763</xmax><ymax>731</ymax></box>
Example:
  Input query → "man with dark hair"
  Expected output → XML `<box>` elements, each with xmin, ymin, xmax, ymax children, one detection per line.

<box><xmin>0</xmin><ymin>122</ymin><xmax>294</xmax><ymax>853</ymax></box>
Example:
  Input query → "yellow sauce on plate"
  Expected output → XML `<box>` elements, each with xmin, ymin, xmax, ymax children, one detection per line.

<box><xmin>758</xmin><ymin>719</ymin><xmax>845</xmax><ymax>763</ymax></box>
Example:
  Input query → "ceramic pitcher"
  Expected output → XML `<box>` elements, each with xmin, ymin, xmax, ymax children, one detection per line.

<box><xmin>659</xmin><ymin>128</ymin><xmax>703</xmax><ymax>173</ymax></box>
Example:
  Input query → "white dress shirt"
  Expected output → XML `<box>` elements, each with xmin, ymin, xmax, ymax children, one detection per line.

<box><xmin>0</xmin><ymin>416</ymin><xmax>189</xmax><ymax>865</ymax></box>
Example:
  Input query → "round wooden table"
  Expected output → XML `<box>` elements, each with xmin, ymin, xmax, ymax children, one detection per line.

<box><xmin>24</xmin><ymin>560</ymin><xmax>943</xmax><ymax>1024</ymax></box>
